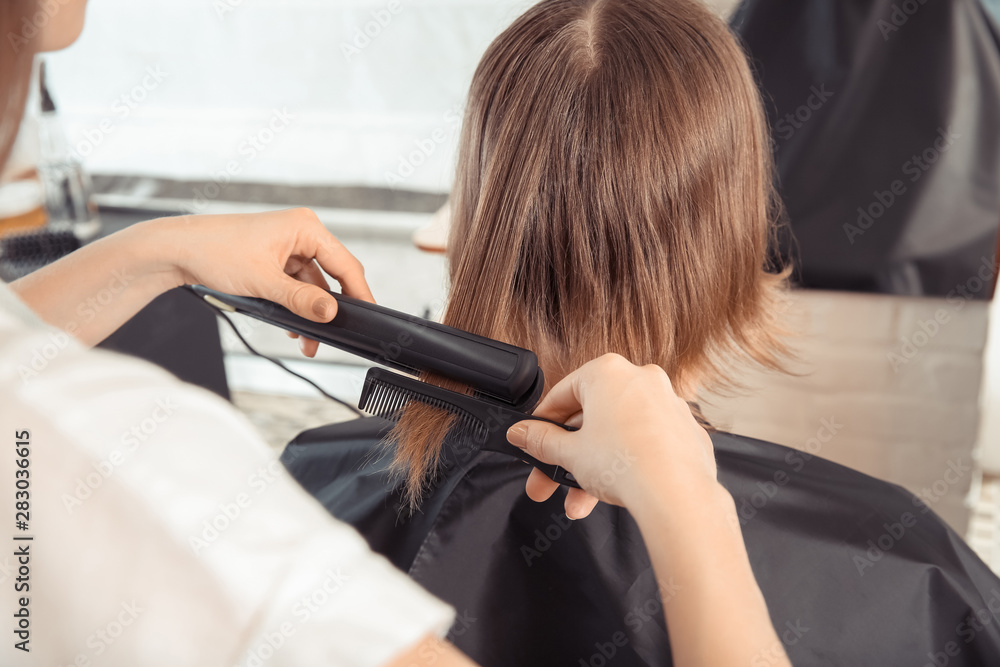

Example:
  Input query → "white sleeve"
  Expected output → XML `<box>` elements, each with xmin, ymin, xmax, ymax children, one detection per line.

<box><xmin>0</xmin><ymin>293</ymin><xmax>454</xmax><ymax>667</ymax></box>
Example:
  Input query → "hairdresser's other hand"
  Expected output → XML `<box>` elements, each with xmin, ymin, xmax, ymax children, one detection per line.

<box><xmin>506</xmin><ymin>354</ymin><xmax>717</xmax><ymax>519</ymax></box>
<box><xmin>146</xmin><ymin>209</ymin><xmax>374</xmax><ymax>358</ymax></box>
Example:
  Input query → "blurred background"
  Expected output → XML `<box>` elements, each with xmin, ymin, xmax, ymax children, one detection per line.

<box><xmin>3</xmin><ymin>0</ymin><xmax>1000</xmax><ymax>569</ymax></box>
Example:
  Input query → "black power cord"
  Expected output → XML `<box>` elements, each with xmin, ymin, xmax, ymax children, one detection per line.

<box><xmin>207</xmin><ymin>304</ymin><xmax>363</xmax><ymax>418</ymax></box>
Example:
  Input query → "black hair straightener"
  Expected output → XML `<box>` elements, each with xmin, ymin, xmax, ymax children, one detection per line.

<box><xmin>188</xmin><ymin>285</ymin><xmax>579</xmax><ymax>488</ymax></box>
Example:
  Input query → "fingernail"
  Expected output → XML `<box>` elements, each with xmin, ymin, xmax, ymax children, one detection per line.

<box><xmin>313</xmin><ymin>300</ymin><xmax>334</xmax><ymax>320</ymax></box>
<box><xmin>507</xmin><ymin>424</ymin><xmax>528</xmax><ymax>447</ymax></box>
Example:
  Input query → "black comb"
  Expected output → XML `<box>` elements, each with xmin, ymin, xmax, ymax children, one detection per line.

<box><xmin>360</xmin><ymin>367</ymin><xmax>580</xmax><ymax>488</ymax></box>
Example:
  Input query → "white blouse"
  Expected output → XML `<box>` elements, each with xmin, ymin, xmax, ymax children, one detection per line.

<box><xmin>0</xmin><ymin>283</ymin><xmax>454</xmax><ymax>667</ymax></box>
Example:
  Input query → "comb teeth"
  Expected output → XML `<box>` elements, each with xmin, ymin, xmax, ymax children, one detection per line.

<box><xmin>360</xmin><ymin>374</ymin><xmax>489</xmax><ymax>444</ymax></box>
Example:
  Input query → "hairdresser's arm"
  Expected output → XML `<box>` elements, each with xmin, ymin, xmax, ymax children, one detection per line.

<box><xmin>503</xmin><ymin>354</ymin><xmax>791</xmax><ymax>667</ymax></box>
<box><xmin>10</xmin><ymin>209</ymin><xmax>373</xmax><ymax>349</ymax></box>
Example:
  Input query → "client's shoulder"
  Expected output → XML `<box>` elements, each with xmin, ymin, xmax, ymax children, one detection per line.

<box><xmin>710</xmin><ymin>429</ymin><xmax>958</xmax><ymax>540</ymax></box>
<box><xmin>711</xmin><ymin>428</ymin><xmax>908</xmax><ymax>492</ymax></box>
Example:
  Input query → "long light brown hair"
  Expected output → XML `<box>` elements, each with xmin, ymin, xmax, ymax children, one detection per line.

<box><xmin>391</xmin><ymin>0</ymin><xmax>790</xmax><ymax>508</ymax></box>
<box><xmin>0</xmin><ymin>1</ymin><xmax>40</xmax><ymax>174</ymax></box>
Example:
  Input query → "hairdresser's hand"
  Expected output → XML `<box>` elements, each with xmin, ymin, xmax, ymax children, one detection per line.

<box><xmin>506</xmin><ymin>354</ymin><xmax>717</xmax><ymax>519</ymax></box>
<box><xmin>13</xmin><ymin>208</ymin><xmax>374</xmax><ymax>349</ymax></box>
<box><xmin>149</xmin><ymin>209</ymin><xmax>374</xmax><ymax>357</ymax></box>
<box><xmin>510</xmin><ymin>357</ymin><xmax>787</xmax><ymax>667</ymax></box>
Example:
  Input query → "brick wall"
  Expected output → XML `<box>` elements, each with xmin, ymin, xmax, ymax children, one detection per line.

<box><xmin>976</xmin><ymin>289</ymin><xmax>1000</xmax><ymax>472</ymax></box>
<box><xmin>700</xmin><ymin>290</ymin><xmax>990</xmax><ymax>532</ymax></box>
<box><xmin>705</xmin><ymin>0</ymin><xmax>741</xmax><ymax>16</ymax></box>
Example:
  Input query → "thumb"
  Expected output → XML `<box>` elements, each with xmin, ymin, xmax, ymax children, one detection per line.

<box><xmin>507</xmin><ymin>419</ymin><xmax>575</xmax><ymax>469</ymax></box>
<box><xmin>273</xmin><ymin>273</ymin><xmax>339</xmax><ymax>322</ymax></box>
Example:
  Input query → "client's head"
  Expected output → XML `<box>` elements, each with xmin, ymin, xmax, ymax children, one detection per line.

<box><xmin>392</xmin><ymin>0</ymin><xmax>788</xmax><ymax>506</ymax></box>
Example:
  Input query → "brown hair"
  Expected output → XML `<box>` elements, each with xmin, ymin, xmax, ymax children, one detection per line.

<box><xmin>0</xmin><ymin>1</ymin><xmax>39</xmax><ymax>174</ymax></box>
<box><xmin>390</xmin><ymin>0</ymin><xmax>789</xmax><ymax>508</ymax></box>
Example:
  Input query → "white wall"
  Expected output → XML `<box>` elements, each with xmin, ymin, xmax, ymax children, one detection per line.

<box><xmin>44</xmin><ymin>0</ymin><xmax>536</xmax><ymax>191</ymax></box>
<box><xmin>44</xmin><ymin>0</ymin><xmax>738</xmax><ymax>193</ymax></box>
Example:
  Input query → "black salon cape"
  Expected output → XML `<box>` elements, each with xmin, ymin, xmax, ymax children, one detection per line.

<box><xmin>282</xmin><ymin>418</ymin><xmax>1000</xmax><ymax>666</ymax></box>
<box><xmin>732</xmin><ymin>0</ymin><xmax>1000</xmax><ymax>297</ymax></box>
